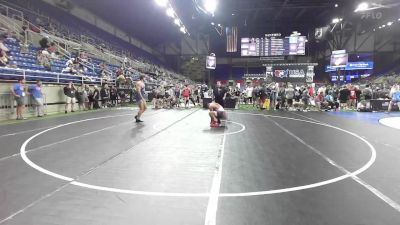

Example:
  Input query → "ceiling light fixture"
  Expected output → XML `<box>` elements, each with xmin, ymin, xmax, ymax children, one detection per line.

<box><xmin>155</xmin><ymin>0</ymin><xmax>168</xmax><ymax>7</ymax></box>
<box><xmin>166</xmin><ymin>7</ymin><xmax>175</xmax><ymax>18</ymax></box>
<box><xmin>332</xmin><ymin>18</ymin><xmax>340</xmax><ymax>24</ymax></box>
<box><xmin>354</xmin><ymin>2</ymin><xmax>369</xmax><ymax>12</ymax></box>
<box><xmin>202</xmin><ymin>0</ymin><xmax>218</xmax><ymax>15</ymax></box>
<box><xmin>174</xmin><ymin>18</ymin><xmax>180</xmax><ymax>26</ymax></box>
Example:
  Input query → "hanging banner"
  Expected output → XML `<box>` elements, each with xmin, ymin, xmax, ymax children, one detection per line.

<box><xmin>206</xmin><ymin>56</ymin><xmax>216</xmax><ymax>70</ymax></box>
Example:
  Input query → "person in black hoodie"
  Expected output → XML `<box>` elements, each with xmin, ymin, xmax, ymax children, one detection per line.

<box><xmin>213</xmin><ymin>81</ymin><xmax>227</xmax><ymax>107</ymax></box>
<box><xmin>92</xmin><ymin>86</ymin><xmax>100</xmax><ymax>109</ymax></box>
<box><xmin>110</xmin><ymin>85</ymin><xmax>118</xmax><ymax>107</ymax></box>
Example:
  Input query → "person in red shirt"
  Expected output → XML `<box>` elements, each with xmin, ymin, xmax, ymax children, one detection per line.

<box><xmin>348</xmin><ymin>86</ymin><xmax>357</xmax><ymax>110</ymax></box>
<box><xmin>182</xmin><ymin>85</ymin><xmax>191</xmax><ymax>108</ymax></box>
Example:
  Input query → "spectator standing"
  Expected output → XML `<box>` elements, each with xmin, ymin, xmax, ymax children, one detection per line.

<box><xmin>339</xmin><ymin>85</ymin><xmax>350</xmax><ymax>110</ymax></box>
<box><xmin>355</xmin><ymin>86</ymin><xmax>362</xmax><ymax>105</ymax></box>
<box><xmin>257</xmin><ymin>84</ymin><xmax>267</xmax><ymax>109</ymax></box>
<box><xmin>285</xmin><ymin>84</ymin><xmax>295</xmax><ymax>109</ymax></box>
<box><xmin>63</xmin><ymin>81</ymin><xmax>76</xmax><ymax>113</ymax></box>
<box><xmin>28</xmin><ymin>80</ymin><xmax>45</xmax><ymax>117</ymax></box>
<box><xmin>245</xmin><ymin>85</ymin><xmax>253</xmax><ymax>104</ymax></box>
<box><xmin>182</xmin><ymin>84</ymin><xmax>191</xmax><ymax>108</ymax></box>
<box><xmin>301</xmin><ymin>87</ymin><xmax>310</xmax><ymax>111</ymax></box>
<box><xmin>92</xmin><ymin>85</ymin><xmax>100</xmax><ymax>109</ymax></box>
<box><xmin>82</xmin><ymin>85</ymin><xmax>89</xmax><ymax>110</ymax></box>
<box><xmin>75</xmin><ymin>85</ymin><xmax>85</xmax><ymax>111</ymax></box>
<box><xmin>388</xmin><ymin>84</ymin><xmax>400</xmax><ymax>113</ymax></box>
<box><xmin>87</xmin><ymin>85</ymin><xmax>94</xmax><ymax>110</ymax></box>
<box><xmin>174</xmin><ymin>84</ymin><xmax>181</xmax><ymax>106</ymax></box>
<box><xmin>363</xmin><ymin>85</ymin><xmax>373</xmax><ymax>100</ymax></box>
<box><xmin>213</xmin><ymin>81</ymin><xmax>227</xmax><ymax>107</ymax></box>
<box><xmin>11</xmin><ymin>78</ymin><xmax>26</xmax><ymax>120</ymax></box>
<box><xmin>100</xmin><ymin>84</ymin><xmax>110</xmax><ymax>108</ymax></box>
<box><xmin>188</xmin><ymin>85</ymin><xmax>196</xmax><ymax>107</ymax></box>
<box><xmin>110</xmin><ymin>85</ymin><xmax>118</xmax><ymax>107</ymax></box>
<box><xmin>348</xmin><ymin>86</ymin><xmax>357</xmax><ymax>110</ymax></box>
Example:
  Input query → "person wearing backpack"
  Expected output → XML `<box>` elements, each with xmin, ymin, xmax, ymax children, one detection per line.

<box><xmin>388</xmin><ymin>84</ymin><xmax>400</xmax><ymax>113</ymax></box>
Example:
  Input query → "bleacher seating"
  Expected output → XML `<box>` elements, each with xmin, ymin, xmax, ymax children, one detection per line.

<box><xmin>0</xmin><ymin>38</ymin><xmax>123</xmax><ymax>83</ymax></box>
<box><xmin>0</xmin><ymin>2</ymin><xmax>196</xmax><ymax>87</ymax></box>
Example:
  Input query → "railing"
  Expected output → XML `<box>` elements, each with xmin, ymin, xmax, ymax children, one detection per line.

<box><xmin>0</xmin><ymin>0</ymin><xmax>50</xmax><ymax>24</ymax></box>
<box><xmin>0</xmin><ymin>14</ymin><xmax>24</xmax><ymax>41</ymax></box>
<box><xmin>0</xmin><ymin>67</ymin><xmax>116</xmax><ymax>86</ymax></box>
<box><xmin>0</xmin><ymin>3</ymin><xmax>23</xmax><ymax>21</ymax></box>
<box><xmin>0</xmin><ymin>92</ymin><xmax>13</xmax><ymax>116</ymax></box>
<box><xmin>0</xmin><ymin>92</ymin><xmax>47</xmax><ymax>117</ymax></box>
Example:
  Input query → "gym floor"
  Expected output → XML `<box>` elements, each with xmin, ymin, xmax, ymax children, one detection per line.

<box><xmin>1</xmin><ymin>108</ymin><xmax>400</xmax><ymax>225</ymax></box>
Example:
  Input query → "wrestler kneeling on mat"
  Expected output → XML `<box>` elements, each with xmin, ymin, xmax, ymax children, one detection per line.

<box><xmin>208</xmin><ymin>102</ymin><xmax>227</xmax><ymax>128</ymax></box>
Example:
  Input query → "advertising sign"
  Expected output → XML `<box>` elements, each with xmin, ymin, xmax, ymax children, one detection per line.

<box><xmin>273</xmin><ymin>65</ymin><xmax>308</xmax><ymax>83</ymax></box>
<box><xmin>325</xmin><ymin>61</ymin><xmax>374</xmax><ymax>72</ymax></box>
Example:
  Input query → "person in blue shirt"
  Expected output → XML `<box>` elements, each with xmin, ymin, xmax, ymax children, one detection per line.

<box><xmin>29</xmin><ymin>80</ymin><xmax>44</xmax><ymax>117</ymax></box>
<box><xmin>10</xmin><ymin>78</ymin><xmax>26</xmax><ymax>120</ymax></box>
<box><xmin>325</xmin><ymin>91</ymin><xmax>339</xmax><ymax>111</ymax></box>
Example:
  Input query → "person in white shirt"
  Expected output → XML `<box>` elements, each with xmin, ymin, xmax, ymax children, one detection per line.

<box><xmin>245</xmin><ymin>85</ymin><xmax>254</xmax><ymax>104</ymax></box>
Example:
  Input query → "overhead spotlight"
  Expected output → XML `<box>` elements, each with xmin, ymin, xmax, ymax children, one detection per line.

<box><xmin>155</xmin><ymin>0</ymin><xmax>168</xmax><ymax>7</ymax></box>
<box><xmin>166</xmin><ymin>7</ymin><xmax>175</xmax><ymax>18</ymax></box>
<box><xmin>174</xmin><ymin>18</ymin><xmax>180</xmax><ymax>26</ymax></box>
<box><xmin>382</xmin><ymin>25</ymin><xmax>386</xmax><ymax>28</ymax></box>
<box><xmin>180</xmin><ymin>27</ymin><xmax>186</xmax><ymax>33</ymax></box>
<box><xmin>355</xmin><ymin>2</ymin><xmax>369</xmax><ymax>12</ymax></box>
<box><xmin>217</xmin><ymin>23</ymin><xmax>221</xmax><ymax>27</ymax></box>
<box><xmin>378</xmin><ymin>26</ymin><xmax>382</xmax><ymax>29</ymax></box>
<box><xmin>332</xmin><ymin>18</ymin><xmax>340</xmax><ymax>24</ymax></box>
<box><xmin>232</xmin><ymin>13</ymin><xmax>235</xmax><ymax>16</ymax></box>
<box><xmin>211</xmin><ymin>22</ymin><xmax>215</xmax><ymax>25</ymax></box>
<box><xmin>387</xmin><ymin>21</ymin><xmax>393</xmax><ymax>26</ymax></box>
<box><xmin>203</xmin><ymin>0</ymin><xmax>218</xmax><ymax>15</ymax></box>
<box><xmin>373</xmin><ymin>28</ymin><xmax>376</xmax><ymax>31</ymax></box>
<box><xmin>398</xmin><ymin>18</ymin><xmax>400</xmax><ymax>21</ymax></box>
<box><xmin>335</xmin><ymin>3</ymin><xmax>339</xmax><ymax>8</ymax></box>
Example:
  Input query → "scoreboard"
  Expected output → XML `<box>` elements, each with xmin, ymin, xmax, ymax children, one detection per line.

<box><xmin>241</xmin><ymin>36</ymin><xmax>306</xmax><ymax>57</ymax></box>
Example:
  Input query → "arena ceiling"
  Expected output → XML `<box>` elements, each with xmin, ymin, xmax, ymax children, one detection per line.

<box><xmin>71</xmin><ymin>0</ymin><xmax>398</xmax><ymax>49</ymax></box>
